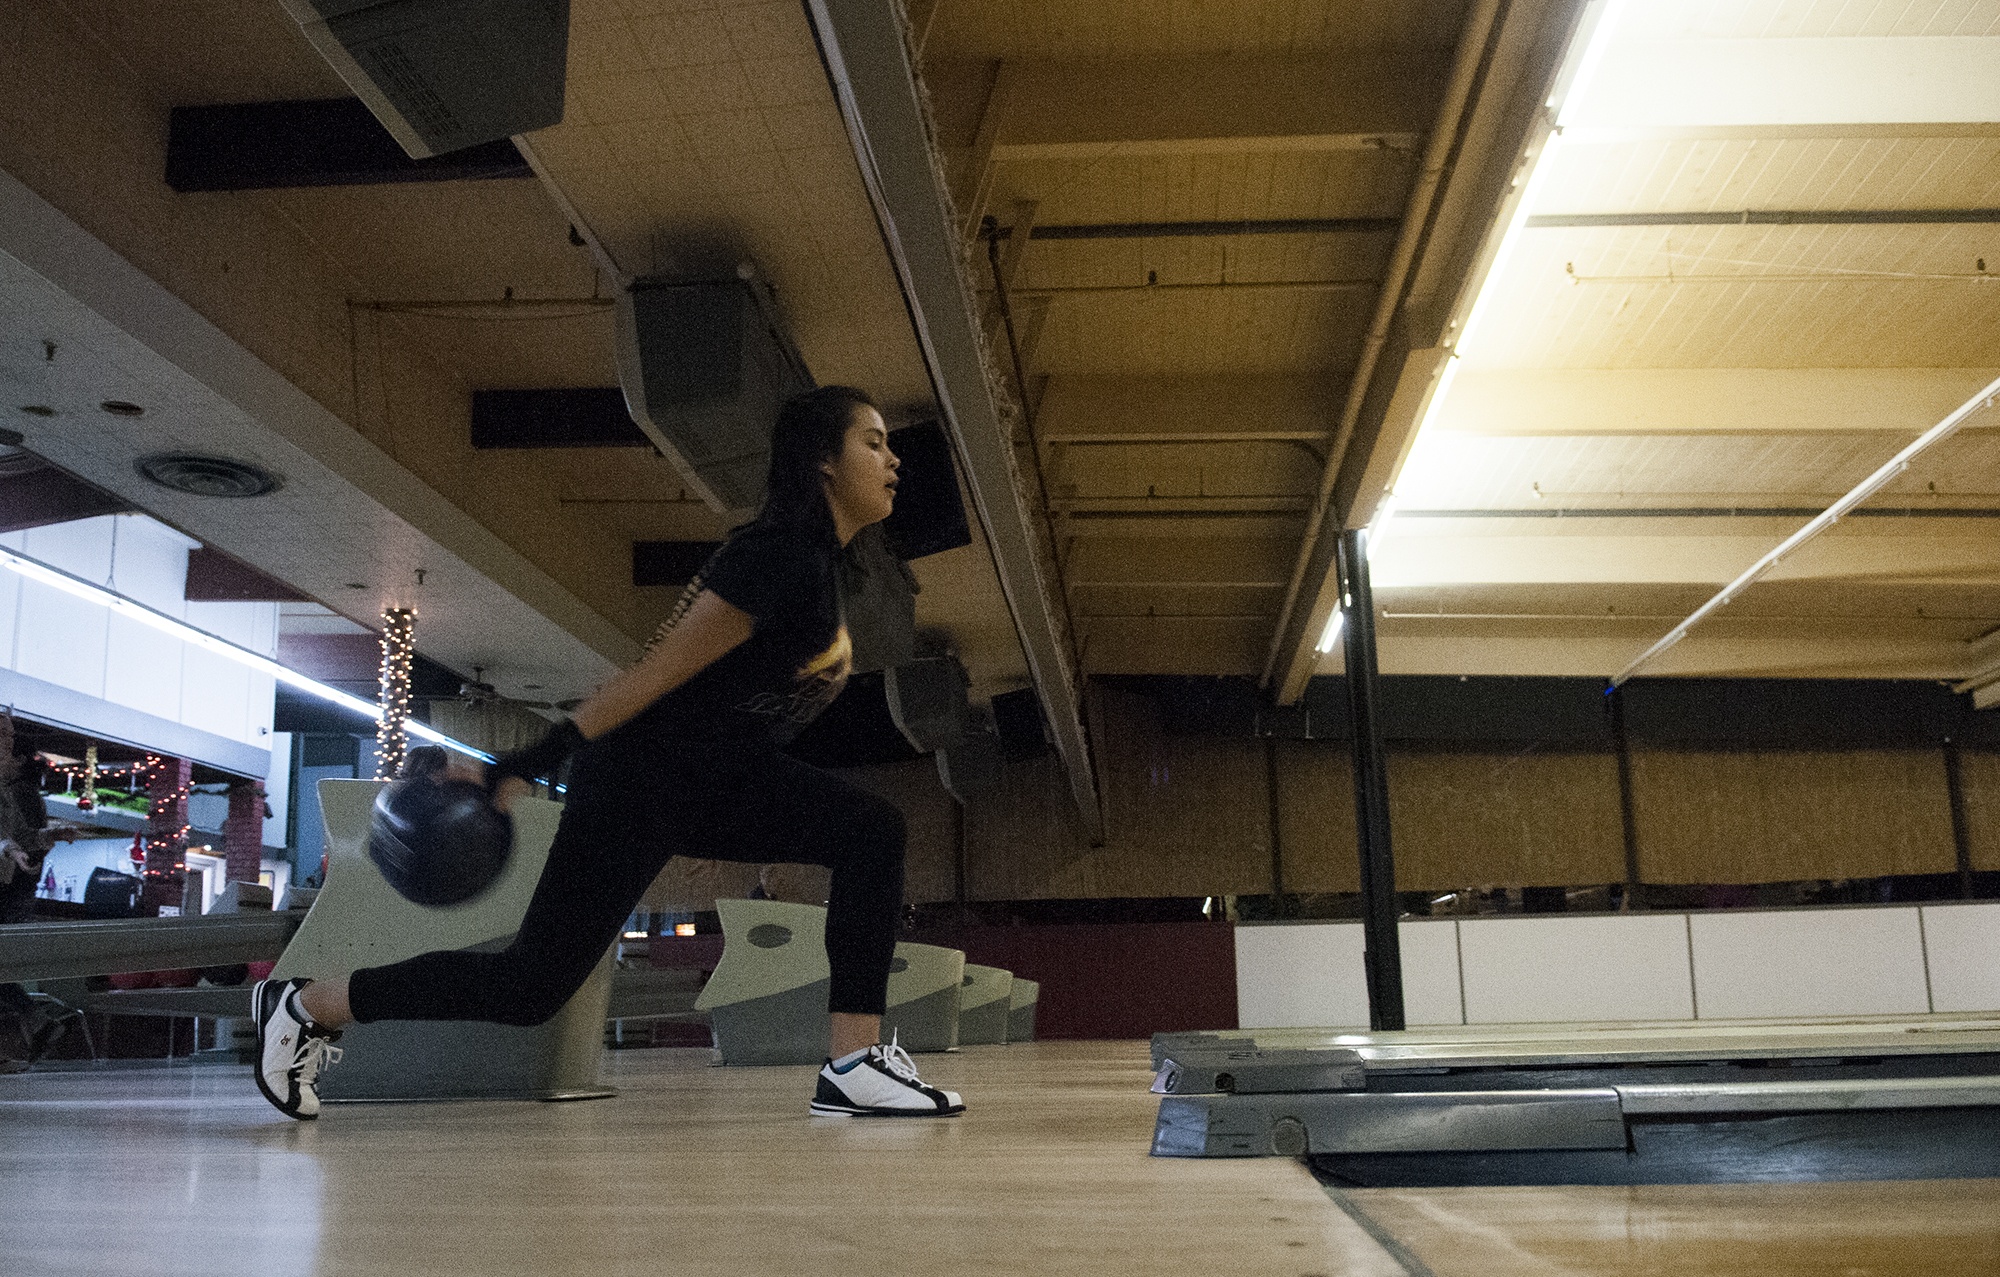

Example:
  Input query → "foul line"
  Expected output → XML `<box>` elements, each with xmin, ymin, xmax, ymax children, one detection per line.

<box><xmin>1321</xmin><ymin>1185</ymin><xmax>1440</xmax><ymax>1277</ymax></box>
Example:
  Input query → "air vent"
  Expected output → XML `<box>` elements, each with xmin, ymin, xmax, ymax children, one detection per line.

<box><xmin>135</xmin><ymin>453</ymin><xmax>283</xmax><ymax>498</ymax></box>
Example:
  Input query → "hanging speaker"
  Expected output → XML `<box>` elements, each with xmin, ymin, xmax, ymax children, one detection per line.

<box><xmin>279</xmin><ymin>0</ymin><xmax>571</xmax><ymax>159</ymax></box>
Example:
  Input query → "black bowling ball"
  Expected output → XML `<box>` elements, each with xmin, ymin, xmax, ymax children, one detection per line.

<box><xmin>368</xmin><ymin>777</ymin><xmax>514</xmax><ymax>907</ymax></box>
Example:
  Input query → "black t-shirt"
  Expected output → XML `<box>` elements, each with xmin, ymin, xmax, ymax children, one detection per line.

<box><xmin>624</xmin><ymin>522</ymin><xmax>852</xmax><ymax>746</ymax></box>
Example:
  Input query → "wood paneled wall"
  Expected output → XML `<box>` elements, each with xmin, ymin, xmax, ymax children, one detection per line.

<box><xmin>643</xmin><ymin>704</ymin><xmax>1989</xmax><ymax>910</ymax></box>
<box><xmin>1388</xmin><ymin>748</ymin><xmax>1625</xmax><ymax>891</ymax></box>
<box><xmin>1272</xmin><ymin>740</ymin><xmax>1359</xmax><ymax>893</ymax></box>
<box><xmin>965</xmin><ymin>687</ymin><xmax>1273</xmax><ymax>900</ymax></box>
<box><xmin>1629</xmin><ymin>749</ymin><xmax>1957</xmax><ymax>884</ymax></box>
<box><xmin>1958</xmin><ymin>748</ymin><xmax>2000</xmax><ymax>872</ymax></box>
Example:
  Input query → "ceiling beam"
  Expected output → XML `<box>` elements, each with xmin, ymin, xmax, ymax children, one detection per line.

<box><xmin>1528</xmin><ymin>208</ymin><xmax>2000</xmax><ymax>229</ymax></box>
<box><xmin>1264</xmin><ymin>0</ymin><xmax>1590</xmax><ymax>704</ymax></box>
<box><xmin>999</xmin><ymin>218</ymin><xmax>1404</xmax><ymax>240</ymax></box>
<box><xmin>165</xmin><ymin>99</ymin><xmax>531</xmax><ymax>193</ymax></box>
<box><xmin>807</xmin><ymin>0</ymin><xmax>1104</xmax><ymax>841</ymax></box>
<box><xmin>1371</xmin><ymin>524</ymin><xmax>2000</xmax><ymax>589</ymax></box>
<box><xmin>1434</xmin><ymin>368</ymin><xmax>2000</xmax><ymax>437</ymax></box>
<box><xmin>926</xmin><ymin>53</ymin><xmax>1445</xmax><ymax>162</ymax></box>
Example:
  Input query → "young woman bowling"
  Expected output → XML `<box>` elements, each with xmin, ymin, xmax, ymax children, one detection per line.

<box><xmin>253</xmin><ymin>386</ymin><xmax>964</xmax><ymax>1121</ymax></box>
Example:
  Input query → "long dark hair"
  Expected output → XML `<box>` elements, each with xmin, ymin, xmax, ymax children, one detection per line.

<box><xmin>754</xmin><ymin>385</ymin><xmax>877</xmax><ymax>541</ymax></box>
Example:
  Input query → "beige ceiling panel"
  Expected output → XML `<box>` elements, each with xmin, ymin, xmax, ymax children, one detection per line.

<box><xmin>1372</xmin><ymin>519</ymin><xmax>2000</xmax><ymax>588</ymax></box>
<box><xmin>1380</xmin><ymin>578</ymin><xmax>2000</xmax><ymax>630</ymax></box>
<box><xmin>1038</xmin><ymin>374</ymin><xmax>1339</xmax><ymax>441</ymax></box>
<box><xmin>1052</xmin><ymin>440</ymin><xmax>1320</xmax><ymax>501</ymax></box>
<box><xmin>1066</xmin><ymin>535</ymin><xmax>1297</xmax><ymax>586</ymax></box>
<box><xmin>1015</xmin><ymin>232</ymin><xmax>1392</xmax><ymax>290</ymax></box>
<box><xmin>987</xmin><ymin>54</ymin><xmax>1445</xmax><ymax>154</ymax></box>
<box><xmin>1374</xmin><ymin>631</ymin><xmax>1978</xmax><ymax>680</ymax></box>
<box><xmin>988</xmin><ymin>151</ymin><xmax>1414</xmax><ymax>225</ymax></box>
<box><xmin>1464</xmin><ymin>224</ymin><xmax>2000</xmax><ymax>369</ymax></box>
<box><xmin>1033</xmin><ymin>288</ymin><xmax>1373</xmax><ymax>376</ymax></box>
<box><xmin>61</xmin><ymin>0</ymin><xmax>348</xmax><ymax>104</ymax></box>
<box><xmin>923</xmin><ymin>0</ymin><xmax>1470</xmax><ymax>60</ymax></box>
<box><xmin>1438</xmin><ymin>368</ymin><xmax>2000</xmax><ymax>436</ymax></box>
<box><xmin>1395</xmin><ymin>431</ymin><xmax>2000</xmax><ymax>508</ymax></box>
<box><xmin>1070</xmin><ymin>582</ymin><xmax>1286</xmax><ymax>616</ymax></box>
<box><xmin>1077</xmin><ymin>615</ymin><xmax>1274</xmax><ymax>675</ymax></box>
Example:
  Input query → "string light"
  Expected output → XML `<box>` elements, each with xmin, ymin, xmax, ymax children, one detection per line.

<box><xmin>79</xmin><ymin>743</ymin><xmax>98</xmax><ymax>812</ymax></box>
<box><xmin>376</xmin><ymin>607</ymin><xmax>416</xmax><ymax>780</ymax></box>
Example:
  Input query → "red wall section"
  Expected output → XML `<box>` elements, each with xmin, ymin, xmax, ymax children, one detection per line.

<box><xmin>912</xmin><ymin>921</ymin><xmax>1238</xmax><ymax>1040</ymax></box>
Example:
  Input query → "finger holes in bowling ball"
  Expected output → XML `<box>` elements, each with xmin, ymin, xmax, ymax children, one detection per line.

<box><xmin>747</xmin><ymin>924</ymin><xmax>793</xmax><ymax>949</ymax></box>
<box><xmin>888</xmin><ymin>957</ymin><xmax>909</xmax><ymax>974</ymax></box>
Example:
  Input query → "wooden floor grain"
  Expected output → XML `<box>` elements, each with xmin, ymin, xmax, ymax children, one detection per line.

<box><xmin>2</xmin><ymin>1041</ymin><xmax>1996</xmax><ymax>1277</ymax></box>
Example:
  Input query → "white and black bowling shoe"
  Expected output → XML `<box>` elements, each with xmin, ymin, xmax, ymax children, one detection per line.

<box><xmin>252</xmin><ymin>977</ymin><xmax>343</xmax><ymax>1121</ymax></box>
<box><xmin>811</xmin><ymin>1035</ymin><xmax>965</xmax><ymax>1118</ymax></box>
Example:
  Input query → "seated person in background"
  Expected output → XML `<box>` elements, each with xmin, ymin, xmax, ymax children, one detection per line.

<box><xmin>0</xmin><ymin>738</ymin><xmax>78</xmax><ymax>1070</ymax></box>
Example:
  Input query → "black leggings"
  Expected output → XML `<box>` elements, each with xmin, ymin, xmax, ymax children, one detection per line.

<box><xmin>347</xmin><ymin>736</ymin><xmax>907</xmax><ymax>1026</ymax></box>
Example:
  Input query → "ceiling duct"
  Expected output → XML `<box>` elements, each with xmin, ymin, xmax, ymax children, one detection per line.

<box><xmin>277</xmin><ymin>0</ymin><xmax>570</xmax><ymax>159</ymax></box>
<box><xmin>614</xmin><ymin>271</ymin><xmax>814</xmax><ymax>515</ymax></box>
<box><xmin>135</xmin><ymin>453</ymin><xmax>283</xmax><ymax>498</ymax></box>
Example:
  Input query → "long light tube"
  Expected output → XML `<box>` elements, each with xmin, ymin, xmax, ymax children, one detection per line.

<box><xmin>1610</xmin><ymin>374</ymin><xmax>2000</xmax><ymax>687</ymax></box>
<box><xmin>0</xmin><ymin>545</ymin><xmax>493</xmax><ymax>762</ymax></box>
<box><xmin>1316</xmin><ymin>600</ymin><xmax>1348</xmax><ymax>654</ymax></box>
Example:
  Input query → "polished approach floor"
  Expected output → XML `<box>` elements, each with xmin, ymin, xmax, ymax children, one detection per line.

<box><xmin>3</xmin><ymin>1040</ymin><xmax>1998</xmax><ymax>1276</ymax></box>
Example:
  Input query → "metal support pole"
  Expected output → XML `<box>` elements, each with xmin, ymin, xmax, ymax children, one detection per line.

<box><xmin>1607</xmin><ymin>686</ymin><xmax>1643</xmax><ymax>905</ymax></box>
<box><xmin>1337</xmin><ymin>530</ymin><xmax>1405</xmax><ymax>1031</ymax></box>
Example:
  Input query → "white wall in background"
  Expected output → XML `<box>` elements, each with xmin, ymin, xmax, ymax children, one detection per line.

<box><xmin>0</xmin><ymin>513</ymin><xmax>278</xmax><ymax>749</ymax></box>
<box><xmin>1922</xmin><ymin>903</ymin><xmax>2000</xmax><ymax>1013</ymax></box>
<box><xmin>1234</xmin><ymin>919</ymin><xmax>1465</xmax><ymax>1029</ymax></box>
<box><xmin>1235</xmin><ymin>923</ymin><xmax>1367</xmax><ymax>1028</ymax></box>
<box><xmin>1399</xmin><ymin>920</ymin><xmax>1465</xmax><ymax>1026</ymax></box>
<box><xmin>1236</xmin><ymin>904</ymin><xmax>1998</xmax><ymax>1029</ymax></box>
<box><xmin>1460</xmin><ymin>914</ymin><xmax>1695</xmax><ymax>1023</ymax></box>
<box><xmin>1690</xmin><ymin>908</ymin><xmax>1930</xmax><ymax>1019</ymax></box>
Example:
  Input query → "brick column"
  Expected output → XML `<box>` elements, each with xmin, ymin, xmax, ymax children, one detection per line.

<box><xmin>143</xmin><ymin>755</ymin><xmax>192</xmax><ymax>909</ymax></box>
<box><xmin>222</xmin><ymin>780</ymin><xmax>265</xmax><ymax>885</ymax></box>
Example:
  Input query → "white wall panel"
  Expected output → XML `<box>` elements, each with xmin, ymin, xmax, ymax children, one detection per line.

<box><xmin>1234</xmin><ymin>923</ymin><xmax>1368</xmax><ymax>1029</ymax></box>
<box><xmin>1399</xmin><ymin>920</ymin><xmax>1464</xmax><ymax>1026</ymax></box>
<box><xmin>1460</xmin><ymin>914</ymin><xmax>1695</xmax><ymax>1023</ymax></box>
<box><xmin>1690</xmin><ymin>908</ymin><xmax>1930</xmax><ymax>1019</ymax></box>
<box><xmin>102</xmin><ymin>611</ymin><xmax>185</xmax><ymax>723</ymax></box>
<box><xmin>108</xmin><ymin>515</ymin><xmax>195</xmax><ymax>614</ymax></box>
<box><xmin>179</xmin><ymin>645</ymin><xmax>252</xmax><ymax>744</ymax></box>
<box><xmin>186</xmin><ymin>599</ymin><xmax>274</xmax><ymax>654</ymax></box>
<box><xmin>1920</xmin><ymin>903</ymin><xmax>2000</xmax><ymax>1014</ymax></box>
<box><xmin>15</xmin><ymin>581</ymin><xmax>108</xmax><ymax>696</ymax></box>
<box><xmin>21</xmin><ymin>516</ymin><xmax>113</xmax><ymax>579</ymax></box>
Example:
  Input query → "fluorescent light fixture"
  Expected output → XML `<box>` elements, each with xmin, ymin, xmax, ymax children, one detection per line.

<box><xmin>1364</xmin><ymin>494</ymin><xmax>1400</xmax><ymax>559</ymax></box>
<box><xmin>1374</xmin><ymin>0</ymin><xmax>1628</xmax><ymax>524</ymax></box>
<box><xmin>1315</xmin><ymin>605</ymin><xmax>1346</xmax><ymax>654</ymax></box>
<box><xmin>0</xmin><ymin>545</ymin><xmax>493</xmax><ymax>762</ymax></box>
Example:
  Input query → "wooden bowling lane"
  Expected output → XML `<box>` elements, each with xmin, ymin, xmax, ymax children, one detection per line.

<box><xmin>1332</xmin><ymin>1180</ymin><xmax>2000</xmax><ymax>1277</ymax></box>
<box><xmin>6</xmin><ymin>1040</ymin><xmax>1998</xmax><ymax>1276</ymax></box>
<box><xmin>1</xmin><ymin>1042</ymin><xmax>1403</xmax><ymax>1277</ymax></box>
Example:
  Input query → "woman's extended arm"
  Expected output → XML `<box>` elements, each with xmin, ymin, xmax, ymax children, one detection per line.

<box><xmin>570</xmin><ymin>589</ymin><xmax>754</xmax><ymax>741</ymax></box>
<box><xmin>469</xmin><ymin>590</ymin><xmax>753</xmax><ymax>806</ymax></box>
